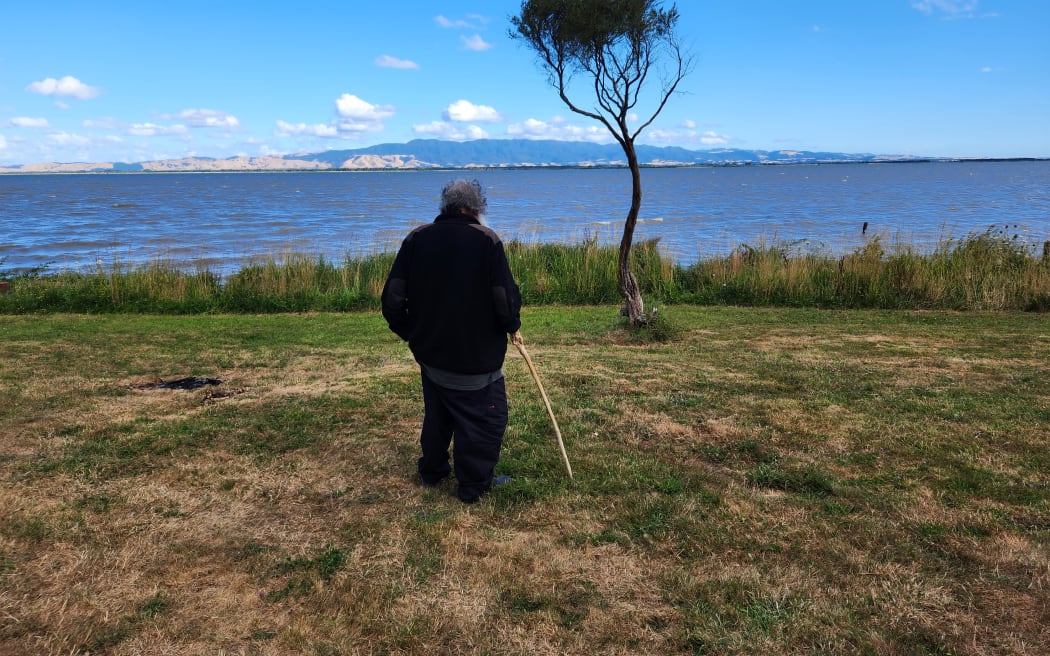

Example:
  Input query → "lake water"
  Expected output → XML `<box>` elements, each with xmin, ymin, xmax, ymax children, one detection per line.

<box><xmin>1</xmin><ymin>160</ymin><xmax>1047</xmax><ymax>275</ymax></box>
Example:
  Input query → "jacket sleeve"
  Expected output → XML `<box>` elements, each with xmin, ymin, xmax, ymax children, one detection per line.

<box><xmin>490</xmin><ymin>241</ymin><xmax>522</xmax><ymax>335</ymax></box>
<box><xmin>381</xmin><ymin>241</ymin><xmax>413</xmax><ymax>341</ymax></box>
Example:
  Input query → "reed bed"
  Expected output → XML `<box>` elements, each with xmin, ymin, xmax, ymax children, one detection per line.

<box><xmin>680</xmin><ymin>232</ymin><xmax>1050</xmax><ymax>311</ymax></box>
<box><xmin>2</xmin><ymin>229</ymin><xmax>1048</xmax><ymax>313</ymax></box>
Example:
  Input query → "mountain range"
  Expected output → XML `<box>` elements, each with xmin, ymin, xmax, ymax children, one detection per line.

<box><xmin>0</xmin><ymin>138</ymin><xmax>941</xmax><ymax>173</ymax></box>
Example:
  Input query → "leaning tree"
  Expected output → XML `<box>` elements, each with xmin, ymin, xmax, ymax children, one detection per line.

<box><xmin>511</xmin><ymin>0</ymin><xmax>691</xmax><ymax>326</ymax></box>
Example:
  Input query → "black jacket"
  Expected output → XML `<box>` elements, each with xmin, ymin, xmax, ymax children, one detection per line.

<box><xmin>381</xmin><ymin>213</ymin><xmax>522</xmax><ymax>374</ymax></box>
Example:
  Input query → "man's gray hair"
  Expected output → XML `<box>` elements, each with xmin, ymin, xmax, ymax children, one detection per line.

<box><xmin>440</xmin><ymin>179</ymin><xmax>487</xmax><ymax>217</ymax></box>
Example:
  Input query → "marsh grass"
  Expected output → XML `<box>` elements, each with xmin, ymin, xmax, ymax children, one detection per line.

<box><xmin>505</xmin><ymin>237</ymin><xmax>673</xmax><ymax>305</ymax></box>
<box><xmin>3</xmin><ymin>227</ymin><xmax>1047</xmax><ymax>313</ymax></box>
<box><xmin>679</xmin><ymin>230</ymin><xmax>1050</xmax><ymax>311</ymax></box>
<box><xmin>1</xmin><ymin>307</ymin><xmax>1047</xmax><ymax>654</ymax></box>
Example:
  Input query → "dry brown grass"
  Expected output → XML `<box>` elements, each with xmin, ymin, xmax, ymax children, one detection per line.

<box><xmin>1</xmin><ymin>308</ymin><xmax>1047</xmax><ymax>655</ymax></box>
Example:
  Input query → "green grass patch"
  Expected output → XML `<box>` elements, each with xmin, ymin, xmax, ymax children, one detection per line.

<box><xmin>1</xmin><ymin>307</ymin><xmax>1047</xmax><ymax>654</ymax></box>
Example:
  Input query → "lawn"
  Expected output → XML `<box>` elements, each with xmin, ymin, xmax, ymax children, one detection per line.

<box><xmin>1</xmin><ymin>306</ymin><xmax>1047</xmax><ymax>655</ymax></box>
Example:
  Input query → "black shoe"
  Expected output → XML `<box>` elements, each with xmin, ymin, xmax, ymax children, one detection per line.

<box><xmin>458</xmin><ymin>476</ymin><xmax>512</xmax><ymax>503</ymax></box>
<box><xmin>419</xmin><ymin>474</ymin><xmax>444</xmax><ymax>489</ymax></box>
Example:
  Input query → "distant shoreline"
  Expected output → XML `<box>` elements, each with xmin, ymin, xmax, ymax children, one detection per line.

<box><xmin>1</xmin><ymin>156</ymin><xmax>1047</xmax><ymax>176</ymax></box>
<box><xmin>3</xmin><ymin>137</ymin><xmax>1046</xmax><ymax>174</ymax></box>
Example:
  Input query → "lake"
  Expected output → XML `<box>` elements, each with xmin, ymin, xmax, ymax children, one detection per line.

<box><xmin>1</xmin><ymin>160</ymin><xmax>1047</xmax><ymax>275</ymax></box>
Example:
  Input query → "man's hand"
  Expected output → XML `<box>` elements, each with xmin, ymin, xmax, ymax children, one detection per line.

<box><xmin>511</xmin><ymin>331</ymin><xmax>524</xmax><ymax>347</ymax></box>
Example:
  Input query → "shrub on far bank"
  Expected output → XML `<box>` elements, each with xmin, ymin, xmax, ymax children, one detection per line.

<box><xmin>1</xmin><ymin>228</ymin><xmax>1047</xmax><ymax>314</ymax></box>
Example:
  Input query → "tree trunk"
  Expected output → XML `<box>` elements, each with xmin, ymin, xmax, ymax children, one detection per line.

<box><xmin>619</xmin><ymin>139</ymin><xmax>646</xmax><ymax>326</ymax></box>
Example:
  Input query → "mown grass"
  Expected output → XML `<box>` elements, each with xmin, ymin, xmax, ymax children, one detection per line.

<box><xmin>2</xmin><ymin>227</ymin><xmax>1048</xmax><ymax>313</ymax></box>
<box><xmin>1</xmin><ymin>307</ymin><xmax>1047</xmax><ymax>655</ymax></box>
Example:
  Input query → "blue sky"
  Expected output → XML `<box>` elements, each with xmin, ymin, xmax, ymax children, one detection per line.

<box><xmin>1</xmin><ymin>0</ymin><xmax>1046</xmax><ymax>165</ymax></box>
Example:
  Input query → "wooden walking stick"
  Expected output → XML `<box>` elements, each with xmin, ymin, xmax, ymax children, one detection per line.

<box><xmin>513</xmin><ymin>335</ymin><xmax>574</xmax><ymax>479</ymax></box>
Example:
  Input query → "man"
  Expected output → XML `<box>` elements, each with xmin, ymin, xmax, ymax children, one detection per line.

<box><xmin>381</xmin><ymin>179</ymin><xmax>522</xmax><ymax>503</ymax></box>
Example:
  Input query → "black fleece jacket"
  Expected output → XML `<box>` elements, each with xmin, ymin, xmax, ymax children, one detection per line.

<box><xmin>381</xmin><ymin>213</ymin><xmax>522</xmax><ymax>375</ymax></box>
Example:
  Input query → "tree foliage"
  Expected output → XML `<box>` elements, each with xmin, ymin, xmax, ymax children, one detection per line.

<box><xmin>511</xmin><ymin>0</ymin><xmax>690</xmax><ymax>325</ymax></box>
<box><xmin>512</xmin><ymin>0</ymin><xmax>685</xmax><ymax>144</ymax></box>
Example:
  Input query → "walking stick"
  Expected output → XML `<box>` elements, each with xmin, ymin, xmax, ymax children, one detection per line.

<box><xmin>513</xmin><ymin>336</ymin><xmax>574</xmax><ymax>479</ymax></box>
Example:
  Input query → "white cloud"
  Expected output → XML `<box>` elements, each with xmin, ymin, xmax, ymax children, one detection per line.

<box><xmin>644</xmin><ymin>128</ymin><xmax>680</xmax><ymax>143</ymax></box>
<box><xmin>436</xmin><ymin>14</ymin><xmax>467</xmax><ymax>28</ymax></box>
<box><xmin>275</xmin><ymin>120</ymin><xmax>339</xmax><ymax>138</ymax></box>
<box><xmin>128</xmin><ymin>123</ymin><xmax>188</xmax><ymax>137</ymax></box>
<box><xmin>335</xmin><ymin>119</ymin><xmax>389</xmax><ymax>134</ymax></box>
<box><xmin>335</xmin><ymin>94</ymin><xmax>394</xmax><ymax>121</ymax></box>
<box><xmin>274</xmin><ymin>94</ymin><xmax>394</xmax><ymax>141</ymax></box>
<box><xmin>413</xmin><ymin>121</ymin><xmax>489</xmax><ymax>141</ymax></box>
<box><xmin>506</xmin><ymin>117</ymin><xmax>612</xmax><ymax>143</ymax></box>
<box><xmin>10</xmin><ymin>117</ymin><xmax>49</xmax><ymax>128</ymax></box>
<box><xmin>444</xmin><ymin>99</ymin><xmax>502</xmax><ymax>123</ymax></box>
<box><xmin>47</xmin><ymin>131</ymin><xmax>92</xmax><ymax>146</ymax></box>
<box><xmin>177</xmin><ymin>109</ymin><xmax>240</xmax><ymax>129</ymax></box>
<box><xmin>436</xmin><ymin>14</ymin><xmax>487</xmax><ymax>29</ymax></box>
<box><xmin>461</xmin><ymin>34</ymin><xmax>492</xmax><ymax>51</ymax></box>
<box><xmin>0</xmin><ymin>135</ymin><xmax>6</xmax><ymax>150</ymax></box>
<box><xmin>26</xmin><ymin>75</ymin><xmax>101</xmax><ymax>99</ymax></box>
<box><xmin>128</xmin><ymin>124</ymin><xmax>159</xmax><ymax>137</ymax></box>
<box><xmin>911</xmin><ymin>0</ymin><xmax>979</xmax><ymax>15</ymax></box>
<box><xmin>83</xmin><ymin>117</ymin><xmax>121</xmax><ymax>130</ymax></box>
<box><xmin>375</xmin><ymin>55</ymin><xmax>420</xmax><ymax>70</ymax></box>
<box><xmin>644</xmin><ymin>126</ymin><xmax>729</xmax><ymax>147</ymax></box>
<box><xmin>330</xmin><ymin>94</ymin><xmax>395</xmax><ymax>136</ymax></box>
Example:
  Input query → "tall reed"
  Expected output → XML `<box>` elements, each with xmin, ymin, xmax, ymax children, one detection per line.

<box><xmin>2</xmin><ymin>229</ymin><xmax>1047</xmax><ymax>314</ymax></box>
<box><xmin>220</xmin><ymin>252</ymin><xmax>394</xmax><ymax>312</ymax></box>
<box><xmin>676</xmin><ymin>229</ymin><xmax>1050</xmax><ymax>311</ymax></box>
<box><xmin>506</xmin><ymin>237</ymin><xmax>671</xmax><ymax>305</ymax></box>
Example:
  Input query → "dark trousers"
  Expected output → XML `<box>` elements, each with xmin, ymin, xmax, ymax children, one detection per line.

<box><xmin>418</xmin><ymin>373</ymin><xmax>508</xmax><ymax>502</ymax></box>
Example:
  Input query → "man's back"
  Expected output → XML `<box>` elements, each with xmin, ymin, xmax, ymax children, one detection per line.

<box><xmin>382</xmin><ymin>213</ymin><xmax>520</xmax><ymax>375</ymax></box>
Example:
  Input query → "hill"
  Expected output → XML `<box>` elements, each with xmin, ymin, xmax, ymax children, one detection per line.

<box><xmin>0</xmin><ymin>138</ymin><xmax>931</xmax><ymax>173</ymax></box>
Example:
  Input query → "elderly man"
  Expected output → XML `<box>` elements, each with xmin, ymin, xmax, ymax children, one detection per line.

<box><xmin>381</xmin><ymin>179</ymin><xmax>522</xmax><ymax>503</ymax></box>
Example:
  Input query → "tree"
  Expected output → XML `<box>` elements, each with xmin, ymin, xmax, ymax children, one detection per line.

<box><xmin>511</xmin><ymin>0</ymin><xmax>691</xmax><ymax>326</ymax></box>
